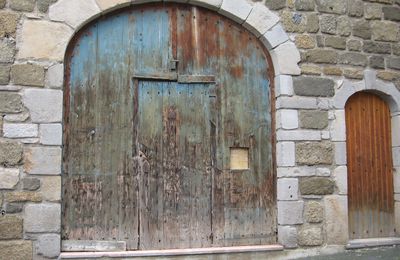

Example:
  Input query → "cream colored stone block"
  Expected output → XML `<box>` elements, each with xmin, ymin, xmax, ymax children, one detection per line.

<box><xmin>18</xmin><ymin>20</ymin><xmax>73</xmax><ymax>61</ymax></box>
<box><xmin>189</xmin><ymin>0</ymin><xmax>222</xmax><ymax>10</ymax></box>
<box><xmin>49</xmin><ymin>0</ymin><xmax>100</xmax><ymax>28</ymax></box>
<box><xmin>396</xmin><ymin>202</ymin><xmax>400</xmax><ymax>236</ymax></box>
<box><xmin>333</xmin><ymin>166</ymin><xmax>347</xmax><ymax>195</ymax></box>
<box><xmin>96</xmin><ymin>0</ymin><xmax>130</xmax><ymax>10</ymax></box>
<box><xmin>331</xmin><ymin>110</ymin><xmax>346</xmax><ymax>142</ymax></box>
<box><xmin>40</xmin><ymin>176</ymin><xmax>61</xmax><ymax>202</ymax></box>
<box><xmin>243</xmin><ymin>3</ymin><xmax>279</xmax><ymax>37</ymax></box>
<box><xmin>219</xmin><ymin>0</ymin><xmax>252</xmax><ymax>24</ymax></box>
<box><xmin>325</xmin><ymin>195</ymin><xmax>348</xmax><ymax>245</ymax></box>
<box><xmin>271</xmin><ymin>42</ymin><xmax>301</xmax><ymax>76</ymax></box>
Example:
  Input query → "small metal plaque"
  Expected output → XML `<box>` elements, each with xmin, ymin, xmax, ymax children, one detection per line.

<box><xmin>230</xmin><ymin>148</ymin><xmax>249</xmax><ymax>170</ymax></box>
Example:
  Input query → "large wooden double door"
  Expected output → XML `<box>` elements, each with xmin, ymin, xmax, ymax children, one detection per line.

<box><xmin>63</xmin><ymin>3</ymin><xmax>275</xmax><ymax>250</ymax></box>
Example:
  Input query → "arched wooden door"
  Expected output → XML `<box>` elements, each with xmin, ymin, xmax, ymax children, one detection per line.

<box><xmin>62</xmin><ymin>3</ymin><xmax>276</xmax><ymax>250</ymax></box>
<box><xmin>345</xmin><ymin>92</ymin><xmax>395</xmax><ymax>239</ymax></box>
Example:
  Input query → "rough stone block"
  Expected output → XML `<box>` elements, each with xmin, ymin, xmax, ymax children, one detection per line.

<box><xmin>265</xmin><ymin>0</ymin><xmax>286</xmax><ymax>10</ymax></box>
<box><xmin>301</xmin><ymin>64</ymin><xmax>322</xmax><ymax>75</ymax></box>
<box><xmin>0</xmin><ymin>241</ymin><xmax>33</xmax><ymax>260</ymax></box>
<box><xmin>0</xmin><ymin>167</ymin><xmax>19</xmax><ymax>189</ymax></box>
<box><xmin>369</xmin><ymin>56</ymin><xmax>385</xmax><ymax>70</ymax></box>
<box><xmin>0</xmin><ymin>0</ymin><xmax>4</xmax><ymax>8</ymax></box>
<box><xmin>261</xmin><ymin>24</ymin><xmax>289</xmax><ymax>50</ymax></box>
<box><xmin>348</xmin><ymin>0</ymin><xmax>364</xmax><ymax>17</ymax></box>
<box><xmin>305</xmin><ymin>49</ymin><xmax>338</xmax><ymax>64</ymax></box>
<box><xmin>347</xmin><ymin>39</ymin><xmax>362</xmax><ymax>51</ymax></box>
<box><xmin>11</xmin><ymin>64</ymin><xmax>45</xmax><ymax>87</ymax></box>
<box><xmin>325</xmin><ymin>195</ymin><xmax>348</xmax><ymax>244</ymax></box>
<box><xmin>339</xmin><ymin>52</ymin><xmax>368</xmax><ymax>67</ymax></box>
<box><xmin>295</xmin><ymin>0</ymin><xmax>314</xmax><ymax>11</ymax></box>
<box><xmin>296</xmin><ymin>141</ymin><xmax>334</xmax><ymax>165</ymax></box>
<box><xmin>24</xmin><ymin>147</ymin><xmax>62</xmax><ymax>175</ymax></box>
<box><xmin>279</xmin><ymin>109</ymin><xmax>298</xmax><ymax>130</ymax></box>
<box><xmin>5</xmin><ymin>203</ymin><xmax>23</xmax><ymax>213</ymax></box>
<box><xmin>383</xmin><ymin>6</ymin><xmax>400</xmax><ymax>21</ymax></box>
<box><xmin>278</xmin><ymin>226</ymin><xmax>298</xmax><ymax>248</ymax></box>
<box><xmin>244</xmin><ymin>3</ymin><xmax>279</xmax><ymax>37</ymax></box>
<box><xmin>293</xmin><ymin>76</ymin><xmax>335</xmax><ymax>97</ymax></box>
<box><xmin>396</xmin><ymin>202</ymin><xmax>400</xmax><ymax>235</ymax></box>
<box><xmin>24</xmin><ymin>203</ymin><xmax>61</xmax><ymax>232</ymax></box>
<box><xmin>22</xmin><ymin>178</ymin><xmax>41</xmax><ymax>191</ymax></box>
<box><xmin>278</xmin><ymin>201</ymin><xmax>304</xmax><ymax>225</ymax></box>
<box><xmin>325</xmin><ymin>36</ymin><xmax>346</xmax><ymax>50</ymax></box>
<box><xmin>4</xmin><ymin>111</ymin><xmax>29</xmax><ymax>122</ymax></box>
<box><xmin>18</xmin><ymin>20</ymin><xmax>73</xmax><ymax>61</ymax></box>
<box><xmin>388</xmin><ymin>57</ymin><xmax>400</xmax><ymax>70</ymax></box>
<box><xmin>39</xmin><ymin>124</ymin><xmax>62</xmax><ymax>145</ymax></box>
<box><xmin>363</xmin><ymin>41</ymin><xmax>392</xmax><ymax>54</ymax></box>
<box><xmin>49</xmin><ymin>0</ymin><xmax>100</xmax><ymax>28</ymax></box>
<box><xmin>187</xmin><ymin>0</ymin><xmax>222</xmax><ymax>10</ymax></box>
<box><xmin>295</xmin><ymin>35</ymin><xmax>315</xmax><ymax>49</ymax></box>
<box><xmin>298</xmin><ymin>226</ymin><xmax>323</xmax><ymax>246</ymax></box>
<box><xmin>36</xmin><ymin>234</ymin><xmax>60</xmax><ymax>258</ymax></box>
<box><xmin>299</xmin><ymin>110</ymin><xmax>328</xmax><ymax>129</ymax></box>
<box><xmin>0</xmin><ymin>92</ymin><xmax>22</xmax><ymax>113</ymax></box>
<box><xmin>40</xmin><ymin>176</ymin><xmax>61</xmax><ymax>202</ymax></box>
<box><xmin>3</xmin><ymin>123</ymin><xmax>38</xmax><ymax>138</ymax></box>
<box><xmin>0</xmin><ymin>38</ymin><xmax>15</xmax><ymax>63</ymax></box>
<box><xmin>305</xmin><ymin>201</ymin><xmax>323</xmax><ymax>223</ymax></box>
<box><xmin>344</xmin><ymin>68</ymin><xmax>364</xmax><ymax>80</ymax></box>
<box><xmin>0</xmin><ymin>11</ymin><xmax>20</xmax><ymax>38</ymax></box>
<box><xmin>281</xmin><ymin>11</ymin><xmax>319</xmax><ymax>33</ymax></box>
<box><xmin>320</xmin><ymin>15</ymin><xmax>337</xmax><ymax>34</ymax></box>
<box><xmin>371</xmin><ymin>21</ymin><xmax>400</xmax><ymax>42</ymax></box>
<box><xmin>38</xmin><ymin>0</ymin><xmax>57</xmax><ymax>13</ymax></box>
<box><xmin>219</xmin><ymin>0</ymin><xmax>252</xmax><ymax>24</ymax></box>
<box><xmin>277</xmin><ymin>178</ymin><xmax>299</xmax><ymax>201</ymax></box>
<box><xmin>316</xmin><ymin>0</ymin><xmax>347</xmax><ymax>14</ymax></box>
<box><xmin>337</xmin><ymin>16</ymin><xmax>351</xmax><ymax>36</ymax></box>
<box><xmin>0</xmin><ymin>64</ymin><xmax>10</xmax><ymax>85</ymax></box>
<box><xmin>0</xmin><ymin>141</ymin><xmax>23</xmax><ymax>166</ymax></box>
<box><xmin>365</xmin><ymin>3</ymin><xmax>382</xmax><ymax>20</ymax></box>
<box><xmin>0</xmin><ymin>216</ymin><xmax>23</xmax><ymax>239</ymax></box>
<box><xmin>23</xmin><ymin>89</ymin><xmax>62</xmax><ymax>123</ymax></box>
<box><xmin>46</xmin><ymin>63</ymin><xmax>63</xmax><ymax>88</ymax></box>
<box><xmin>272</xmin><ymin>41</ymin><xmax>301</xmax><ymax>75</ymax></box>
<box><xmin>277</xmin><ymin>142</ymin><xmax>295</xmax><ymax>167</ymax></box>
<box><xmin>5</xmin><ymin>191</ymin><xmax>42</xmax><ymax>202</ymax></box>
<box><xmin>275</xmin><ymin>75</ymin><xmax>293</xmax><ymax>97</ymax></box>
<box><xmin>352</xmin><ymin>20</ymin><xmax>371</xmax><ymax>39</ymax></box>
<box><xmin>9</xmin><ymin>0</ymin><xmax>35</xmax><ymax>12</ymax></box>
<box><xmin>300</xmin><ymin>177</ymin><xmax>335</xmax><ymax>195</ymax></box>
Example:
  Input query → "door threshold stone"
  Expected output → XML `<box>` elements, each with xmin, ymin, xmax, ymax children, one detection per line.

<box><xmin>346</xmin><ymin>237</ymin><xmax>400</xmax><ymax>249</ymax></box>
<box><xmin>60</xmin><ymin>244</ymin><xmax>284</xmax><ymax>258</ymax></box>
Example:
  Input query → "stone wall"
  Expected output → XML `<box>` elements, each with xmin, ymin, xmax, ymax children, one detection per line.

<box><xmin>265</xmin><ymin>0</ymin><xmax>400</xmax><ymax>248</ymax></box>
<box><xmin>0</xmin><ymin>0</ymin><xmax>399</xmax><ymax>259</ymax></box>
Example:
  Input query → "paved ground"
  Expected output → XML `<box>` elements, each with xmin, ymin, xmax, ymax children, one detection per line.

<box><xmin>297</xmin><ymin>246</ymin><xmax>400</xmax><ymax>260</ymax></box>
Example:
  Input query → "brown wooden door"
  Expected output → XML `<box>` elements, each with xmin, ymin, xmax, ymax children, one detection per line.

<box><xmin>346</xmin><ymin>92</ymin><xmax>395</xmax><ymax>239</ymax></box>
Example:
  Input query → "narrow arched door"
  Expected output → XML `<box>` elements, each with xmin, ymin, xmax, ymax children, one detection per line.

<box><xmin>346</xmin><ymin>92</ymin><xmax>395</xmax><ymax>239</ymax></box>
<box><xmin>62</xmin><ymin>3</ymin><xmax>276</xmax><ymax>250</ymax></box>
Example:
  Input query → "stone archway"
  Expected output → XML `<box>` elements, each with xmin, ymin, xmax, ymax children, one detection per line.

<box><xmin>332</xmin><ymin>70</ymin><xmax>400</xmax><ymax>244</ymax></box>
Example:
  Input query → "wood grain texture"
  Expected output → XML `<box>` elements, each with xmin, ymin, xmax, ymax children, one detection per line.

<box><xmin>63</xmin><ymin>3</ymin><xmax>275</xmax><ymax>250</ymax></box>
<box><xmin>346</xmin><ymin>92</ymin><xmax>395</xmax><ymax>239</ymax></box>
